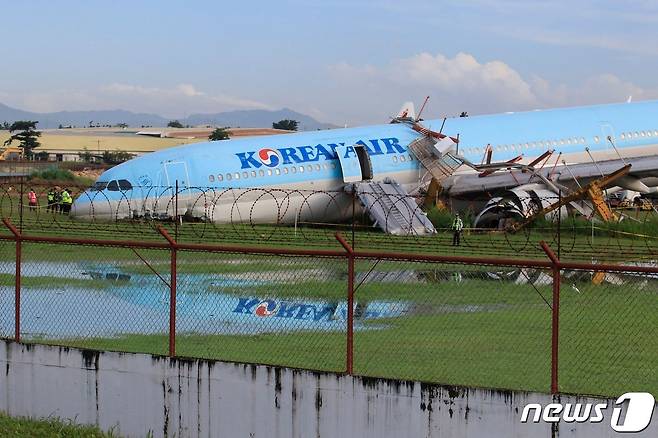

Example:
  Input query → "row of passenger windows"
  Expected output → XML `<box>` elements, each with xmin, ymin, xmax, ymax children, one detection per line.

<box><xmin>462</xmin><ymin>129</ymin><xmax>658</xmax><ymax>156</ymax></box>
<box><xmin>209</xmin><ymin>162</ymin><xmax>338</xmax><ymax>183</ymax></box>
<box><xmin>209</xmin><ymin>153</ymin><xmax>420</xmax><ymax>183</ymax></box>
<box><xmin>392</xmin><ymin>154</ymin><xmax>415</xmax><ymax>163</ymax></box>
<box><xmin>619</xmin><ymin>130</ymin><xmax>658</xmax><ymax>140</ymax></box>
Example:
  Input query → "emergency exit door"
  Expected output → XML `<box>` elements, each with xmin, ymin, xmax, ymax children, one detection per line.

<box><xmin>335</xmin><ymin>145</ymin><xmax>373</xmax><ymax>183</ymax></box>
<box><xmin>164</xmin><ymin>161</ymin><xmax>190</xmax><ymax>188</ymax></box>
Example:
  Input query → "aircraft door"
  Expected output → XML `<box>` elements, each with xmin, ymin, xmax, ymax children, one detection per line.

<box><xmin>164</xmin><ymin>161</ymin><xmax>190</xmax><ymax>188</ymax></box>
<box><xmin>164</xmin><ymin>160</ymin><xmax>190</xmax><ymax>216</ymax></box>
<box><xmin>335</xmin><ymin>145</ymin><xmax>372</xmax><ymax>183</ymax></box>
<box><xmin>600</xmin><ymin>122</ymin><xmax>616</xmax><ymax>149</ymax></box>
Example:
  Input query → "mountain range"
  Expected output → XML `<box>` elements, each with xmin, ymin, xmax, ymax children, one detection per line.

<box><xmin>0</xmin><ymin>103</ymin><xmax>336</xmax><ymax>131</ymax></box>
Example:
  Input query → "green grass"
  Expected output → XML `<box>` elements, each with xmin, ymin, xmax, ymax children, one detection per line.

<box><xmin>0</xmin><ymin>411</ymin><xmax>121</xmax><ymax>437</ymax></box>
<box><xmin>14</xmin><ymin>269</ymin><xmax>657</xmax><ymax>398</ymax></box>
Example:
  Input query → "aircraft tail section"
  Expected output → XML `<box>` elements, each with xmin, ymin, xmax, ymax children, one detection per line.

<box><xmin>395</xmin><ymin>101</ymin><xmax>416</xmax><ymax>120</ymax></box>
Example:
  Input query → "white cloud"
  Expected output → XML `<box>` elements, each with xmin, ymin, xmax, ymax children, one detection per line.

<box><xmin>2</xmin><ymin>83</ymin><xmax>272</xmax><ymax>117</ymax></box>
<box><xmin>326</xmin><ymin>51</ymin><xmax>658</xmax><ymax>124</ymax></box>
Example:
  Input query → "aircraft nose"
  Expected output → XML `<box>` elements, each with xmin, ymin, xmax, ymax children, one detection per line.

<box><xmin>69</xmin><ymin>193</ymin><xmax>92</xmax><ymax>219</ymax></box>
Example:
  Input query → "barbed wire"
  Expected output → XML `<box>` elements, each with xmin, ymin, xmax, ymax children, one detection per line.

<box><xmin>0</xmin><ymin>183</ymin><xmax>656</xmax><ymax>261</ymax></box>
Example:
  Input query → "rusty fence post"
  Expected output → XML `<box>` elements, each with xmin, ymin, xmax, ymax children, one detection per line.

<box><xmin>335</xmin><ymin>232</ymin><xmax>354</xmax><ymax>374</ymax></box>
<box><xmin>158</xmin><ymin>226</ymin><xmax>178</xmax><ymax>357</ymax></box>
<box><xmin>540</xmin><ymin>240</ymin><xmax>560</xmax><ymax>394</ymax></box>
<box><xmin>3</xmin><ymin>218</ymin><xmax>22</xmax><ymax>342</ymax></box>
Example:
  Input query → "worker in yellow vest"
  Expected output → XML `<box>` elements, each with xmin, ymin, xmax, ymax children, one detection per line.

<box><xmin>60</xmin><ymin>188</ymin><xmax>73</xmax><ymax>214</ymax></box>
<box><xmin>451</xmin><ymin>213</ymin><xmax>464</xmax><ymax>246</ymax></box>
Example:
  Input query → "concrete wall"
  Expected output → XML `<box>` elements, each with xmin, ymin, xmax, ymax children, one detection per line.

<box><xmin>0</xmin><ymin>339</ymin><xmax>655</xmax><ymax>438</ymax></box>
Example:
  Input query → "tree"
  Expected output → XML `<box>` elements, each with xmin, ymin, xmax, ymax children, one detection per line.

<box><xmin>79</xmin><ymin>147</ymin><xmax>93</xmax><ymax>163</ymax></box>
<box><xmin>101</xmin><ymin>150</ymin><xmax>134</xmax><ymax>165</ymax></box>
<box><xmin>272</xmin><ymin>119</ymin><xmax>298</xmax><ymax>131</ymax></box>
<box><xmin>167</xmin><ymin>120</ymin><xmax>184</xmax><ymax>128</ymax></box>
<box><xmin>208</xmin><ymin>127</ymin><xmax>230</xmax><ymax>141</ymax></box>
<box><xmin>1</xmin><ymin>121</ymin><xmax>10</xmax><ymax>130</ymax></box>
<box><xmin>3</xmin><ymin>121</ymin><xmax>41</xmax><ymax>158</ymax></box>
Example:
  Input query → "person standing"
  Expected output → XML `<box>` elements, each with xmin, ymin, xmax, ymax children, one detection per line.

<box><xmin>46</xmin><ymin>189</ymin><xmax>55</xmax><ymax>211</ymax></box>
<box><xmin>60</xmin><ymin>188</ymin><xmax>73</xmax><ymax>214</ymax></box>
<box><xmin>451</xmin><ymin>213</ymin><xmax>464</xmax><ymax>246</ymax></box>
<box><xmin>54</xmin><ymin>188</ymin><xmax>62</xmax><ymax>213</ymax></box>
<box><xmin>27</xmin><ymin>189</ymin><xmax>38</xmax><ymax>210</ymax></box>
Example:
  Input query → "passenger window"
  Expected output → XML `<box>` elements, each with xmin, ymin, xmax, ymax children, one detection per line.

<box><xmin>107</xmin><ymin>180</ymin><xmax>120</xmax><ymax>191</ymax></box>
<box><xmin>217</xmin><ymin>174</ymin><xmax>223</xmax><ymax>182</ymax></box>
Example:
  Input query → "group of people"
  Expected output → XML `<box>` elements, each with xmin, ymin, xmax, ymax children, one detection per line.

<box><xmin>26</xmin><ymin>188</ymin><xmax>74</xmax><ymax>213</ymax></box>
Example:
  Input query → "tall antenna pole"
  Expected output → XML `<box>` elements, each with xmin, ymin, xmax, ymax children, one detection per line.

<box><xmin>415</xmin><ymin>96</ymin><xmax>430</xmax><ymax>121</ymax></box>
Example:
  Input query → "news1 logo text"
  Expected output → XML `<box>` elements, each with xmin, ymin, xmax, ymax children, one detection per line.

<box><xmin>521</xmin><ymin>392</ymin><xmax>655</xmax><ymax>433</ymax></box>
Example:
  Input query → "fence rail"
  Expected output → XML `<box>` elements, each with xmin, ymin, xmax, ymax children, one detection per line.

<box><xmin>0</xmin><ymin>215</ymin><xmax>657</xmax><ymax>398</ymax></box>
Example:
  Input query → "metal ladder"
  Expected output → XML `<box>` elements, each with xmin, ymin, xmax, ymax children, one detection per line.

<box><xmin>369</xmin><ymin>182</ymin><xmax>412</xmax><ymax>233</ymax></box>
<box><xmin>408</xmin><ymin>136</ymin><xmax>463</xmax><ymax>182</ymax></box>
<box><xmin>352</xmin><ymin>181</ymin><xmax>436</xmax><ymax>235</ymax></box>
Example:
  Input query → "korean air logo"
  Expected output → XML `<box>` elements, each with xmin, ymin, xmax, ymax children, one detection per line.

<box><xmin>254</xmin><ymin>299</ymin><xmax>278</xmax><ymax>317</ymax></box>
<box><xmin>258</xmin><ymin>148</ymin><xmax>281</xmax><ymax>167</ymax></box>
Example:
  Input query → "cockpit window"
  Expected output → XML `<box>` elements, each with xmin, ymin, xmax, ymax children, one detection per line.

<box><xmin>118</xmin><ymin>179</ymin><xmax>133</xmax><ymax>190</ymax></box>
<box><xmin>107</xmin><ymin>180</ymin><xmax>120</xmax><ymax>191</ymax></box>
<box><xmin>91</xmin><ymin>181</ymin><xmax>108</xmax><ymax>191</ymax></box>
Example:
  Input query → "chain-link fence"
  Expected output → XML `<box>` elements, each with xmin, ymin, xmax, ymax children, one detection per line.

<box><xmin>0</xmin><ymin>222</ymin><xmax>657</xmax><ymax>398</ymax></box>
<box><xmin>558</xmin><ymin>266</ymin><xmax>658</xmax><ymax>397</ymax></box>
<box><xmin>173</xmin><ymin>250</ymin><xmax>347</xmax><ymax>372</ymax></box>
<box><xmin>351</xmin><ymin>259</ymin><xmax>553</xmax><ymax>393</ymax></box>
<box><xmin>0</xmin><ymin>239</ymin><xmax>15</xmax><ymax>339</ymax></box>
<box><xmin>18</xmin><ymin>241</ymin><xmax>171</xmax><ymax>356</ymax></box>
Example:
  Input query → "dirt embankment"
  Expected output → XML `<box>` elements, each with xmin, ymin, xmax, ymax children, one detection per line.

<box><xmin>71</xmin><ymin>168</ymin><xmax>104</xmax><ymax>181</ymax></box>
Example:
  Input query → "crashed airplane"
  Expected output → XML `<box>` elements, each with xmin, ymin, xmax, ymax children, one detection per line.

<box><xmin>71</xmin><ymin>99</ymin><xmax>658</xmax><ymax>233</ymax></box>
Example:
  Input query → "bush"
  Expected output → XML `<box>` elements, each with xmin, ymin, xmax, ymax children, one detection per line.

<box><xmin>30</xmin><ymin>166</ymin><xmax>75</xmax><ymax>181</ymax></box>
<box><xmin>426</xmin><ymin>207</ymin><xmax>474</xmax><ymax>229</ymax></box>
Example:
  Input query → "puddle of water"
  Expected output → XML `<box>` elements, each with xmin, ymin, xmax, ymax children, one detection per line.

<box><xmin>1</xmin><ymin>259</ymin><xmax>656</xmax><ymax>340</ymax></box>
<box><xmin>0</xmin><ymin>261</ymin><xmax>90</xmax><ymax>279</ymax></box>
<box><xmin>0</xmin><ymin>285</ymin><xmax>407</xmax><ymax>339</ymax></box>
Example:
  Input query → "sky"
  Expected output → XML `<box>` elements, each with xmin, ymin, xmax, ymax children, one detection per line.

<box><xmin>2</xmin><ymin>0</ymin><xmax>658</xmax><ymax>126</ymax></box>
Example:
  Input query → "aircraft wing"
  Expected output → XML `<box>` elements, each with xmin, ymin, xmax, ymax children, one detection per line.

<box><xmin>443</xmin><ymin>154</ymin><xmax>658</xmax><ymax>197</ymax></box>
